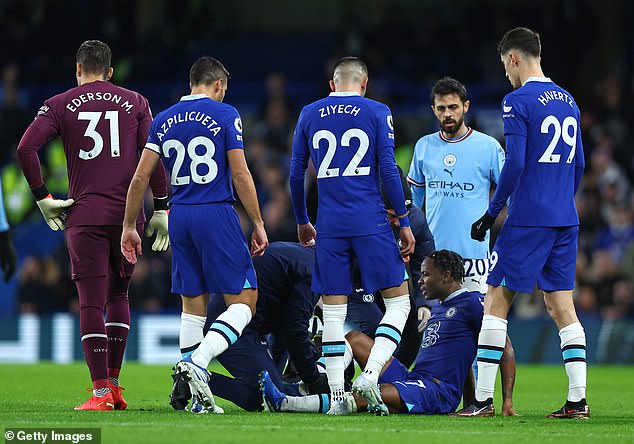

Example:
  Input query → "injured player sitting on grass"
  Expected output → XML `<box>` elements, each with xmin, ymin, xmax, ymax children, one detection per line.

<box><xmin>259</xmin><ymin>250</ymin><xmax>516</xmax><ymax>416</ymax></box>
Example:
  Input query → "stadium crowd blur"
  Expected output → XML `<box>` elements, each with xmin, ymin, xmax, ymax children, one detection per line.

<box><xmin>1</xmin><ymin>0</ymin><xmax>632</xmax><ymax>330</ymax></box>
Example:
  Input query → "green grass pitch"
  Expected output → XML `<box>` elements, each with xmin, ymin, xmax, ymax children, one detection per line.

<box><xmin>1</xmin><ymin>363</ymin><xmax>632</xmax><ymax>443</ymax></box>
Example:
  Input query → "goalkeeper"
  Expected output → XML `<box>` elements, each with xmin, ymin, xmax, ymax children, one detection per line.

<box><xmin>17</xmin><ymin>40</ymin><xmax>169</xmax><ymax>411</ymax></box>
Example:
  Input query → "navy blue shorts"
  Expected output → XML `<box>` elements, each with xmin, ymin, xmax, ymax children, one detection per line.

<box><xmin>169</xmin><ymin>204</ymin><xmax>257</xmax><ymax>295</ymax></box>
<box><xmin>313</xmin><ymin>231</ymin><xmax>407</xmax><ymax>295</ymax></box>
<box><xmin>487</xmin><ymin>225</ymin><xmax>578</xmax><ymax>293</ymax></box>
<box><xmin>379</xmin><ymin>358</ymin><xmax>454</xmax><ymax>414</ymax></box>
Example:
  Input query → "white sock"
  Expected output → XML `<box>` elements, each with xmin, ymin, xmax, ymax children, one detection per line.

<box><xmin>322</xmin><ymin>303</ymin><xmax>347</xmax><ymax>401</ymax></box>
<box><xmin>284</xmin><ymin>393</ymin><xmax>330</xmax><ymax>413</ymax></box>
<box><xmin>179</xmin><ymin>313</ymin><xmax>206</xmax><ymax>359</ymax></box>
<box><xmin>283</xmin><ymin>392</ymin><xmax>355</xmax><ymax>414</ymax></box>
<box><xmin>316</xmin><ymin>339</ymin><xmax>352</xmax><ymax>374</ymax></box>
<box><xmin>191</xmin><ymin>303</ymin><xmax>251</xmax><ymax>368</ymax></box>
<box><xmin>475</xmin><ymin>315</ymin><xmax>508</xmax><ymax>402</ymax></box>
<box><xmin>364</xmin><ymin>294</ymin><xmax>410</xmax><ymax>384</ymax></box>
<box><xmin>559</xmin><ymin>322</ymin><xmax>587</xmax><ymax>402</ymax></box>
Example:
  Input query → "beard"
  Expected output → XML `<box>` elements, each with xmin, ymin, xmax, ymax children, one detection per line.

<box><xmin>440</xmin><ymin>116</ymin><xmax>464</xmax><ymax>136</ymax></box>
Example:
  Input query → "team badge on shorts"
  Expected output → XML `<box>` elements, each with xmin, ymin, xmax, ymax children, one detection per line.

<box><xmin>445</xmin><ymin>307</ymin><xmax>457</xmax><ymax>318</ymax></box>
<box><xmin>443</xmin><ymin>154</ymin><xmax>457</xmax><ymax>167</ymax></box>
<box><xmin>363</xmin><ymin>293</ymin><xmax>375</xmax><ymax>303</ymax></box>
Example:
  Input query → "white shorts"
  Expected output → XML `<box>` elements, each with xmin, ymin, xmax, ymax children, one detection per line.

<box><xmin>461</xmin><ymin>258</ymin><xmax>489</xmax><ymax>294</ymax></box>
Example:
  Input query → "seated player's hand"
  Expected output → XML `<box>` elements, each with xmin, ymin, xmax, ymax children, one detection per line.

<box><xmin>0</xmin><ymin>230</ymin><xmax>16</xmax><ymax>282</ymax></box>
<box><xmin>250</xmin><ymin>224</ymin><xmax>268</xmax><ymax>257</ymax></box>
<box><xmin>417</xmin><ymin>306</ymin><xmax>431</xmax><ymax>332</ymax></box>
<box><xmin>121</xmin><ymin>228</ymin><xmax>142</xmax><ymax>264</ymax></box>
<box><xmin>146</xmin><ymin>210</ymin><xmax>169</xmax><ymax>252</ymax></box>
<box><xmin>36</xmin><ymin>195</ymin><xmax>74</xmax><ymax>231</ymax></box>
<box><xmin>297</xmin><ymin>223</ymin><xmax>316</xmax><ymax>248</ymax></box>
<box><xmin>471</xmin><ymin>211</ymin><xmax>496</xmax><ymax>242</ymax></box>
<box><xmin>398</xmin><ymin>226</ymin><xmax>415</xmax><ymax>257</ymax></box>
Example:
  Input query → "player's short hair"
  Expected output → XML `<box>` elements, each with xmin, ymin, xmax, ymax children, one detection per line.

<box><xmin>428</xmin><ymin>250</ymin><xmax>464</xmax><ymax>283</ymax></box>
<box><xmin>497</xmin><ymin>27</ymin><xmax>541</xmax><ymax>58</ymax></box>
<box><xmin>332</xmin><ymin>56</ymin><xmax>368</xmax><ymax>84</ymax></box>
<box><xmin>190</xmin><ymin>56</ymin><xmax>230</xmax><ymax>87</ymax></box>
<box><xmin>76</xmin><ymin>40</ymin><xmax>111</xmax><ymax>78</ymax></box>
<box><xmin>430</xmin><ymin>77</ymin><xmax>468</xmax><ymax>105</ymax></box>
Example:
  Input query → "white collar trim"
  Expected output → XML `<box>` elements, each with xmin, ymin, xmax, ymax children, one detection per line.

<box><xmin>442</xmin><ymin>288</ymin><xmax>467</xmax><ymax>304</ymax></box>
<box><xmin>180</xmin><ymin>94</ymin><xmax>208</xmax><ymax>101</ymax></box>
<box><xmin>523</xmin><ymin>76</ymin><xmax>552</xmax><ymax>85</ymax></box>
<box><xmin>329</xmin><ymin>92</ymin><xmax>361</xmax><ymax>97</ymax></box>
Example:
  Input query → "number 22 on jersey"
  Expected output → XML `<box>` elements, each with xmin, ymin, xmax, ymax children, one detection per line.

<box><xmin>313</xmin><ymin>128</ymin><xmax>370</xmax><ymax>178</ymax></box>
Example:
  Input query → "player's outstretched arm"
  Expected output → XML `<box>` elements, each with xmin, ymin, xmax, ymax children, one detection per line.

<box><xmin>121</xmin><ymin>148</ymin><xmax>160</xmax><ymax>264</ymax></box>
<box><xmin>227</xmin><ymin>149</ymin><xmax>268</xmax><ymax>256</ymax></box>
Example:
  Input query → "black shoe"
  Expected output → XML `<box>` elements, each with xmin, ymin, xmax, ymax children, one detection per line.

<box><xmin>449</xmin><ymin>398</ymin><xmax>495</xmax><ymax>417</ymax></box>
<box><xmin>547</xmin><ymin>399</ymin><xmax>590</xmax><ymax>419</ymax></box>
<box><xmin>169</xmin><ymin>366</ymin><xmax>192</xmax><ymax>410</ymax></box>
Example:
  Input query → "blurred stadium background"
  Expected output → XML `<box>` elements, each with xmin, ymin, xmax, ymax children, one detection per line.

<box><xmin>1</xmin><ymin>0</ymin><xmax>633</xmax><ymax>365</ymax></box>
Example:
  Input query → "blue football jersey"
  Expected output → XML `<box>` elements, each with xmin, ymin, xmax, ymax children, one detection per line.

<box><xmin>408</xmin><ymin>129</ymin><xmax>504</xmax><ymax>259</ymax></box>
<box><xmin>290</xmin><ymin>92</ymin><xmax>406</xmax><ymax>238</ymax></box>
<box><xmin>412</xmin><ymin>290</ymin><xmax>483</xmax><ymax>403</ymax></box>
<box><xmin>146</xmin><ymin>94</ymin><xmax>244</xmax><ymax>205</ymax></box>
<box><xmin>492</xmin><ymin>78</ymin><xmax>584</xmax><ymax>226</ymax></box>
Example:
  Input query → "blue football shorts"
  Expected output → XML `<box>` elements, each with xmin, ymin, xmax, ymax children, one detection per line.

<box><xmin>379</xmin><ymin>358</ymin><xmax>454</xmax><ymax>414</ymax></box>
<box><xmin>487</xmin><ymin>225</ymin><xmax>578</xmax><ymax>293</ymax></box>
<box><xmin>169</xmin><ymin>203</ymin><xmax>257</xmax><ymax>296</ymax></box>
<box><xmin>312</xmin><ymin>230</ymin><xmax>407</xmax><ymax>295</ymax></box>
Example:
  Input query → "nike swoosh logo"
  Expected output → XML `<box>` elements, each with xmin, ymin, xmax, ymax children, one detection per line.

<box><xmin>503</xmin><ymin>101</ymin><xmax>512</xmax><ymax>113</ymax></box>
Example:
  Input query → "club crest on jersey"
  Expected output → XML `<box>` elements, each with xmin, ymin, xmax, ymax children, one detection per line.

<box><xmin>443</xmin><ymin>154</ymin><xmax>457</xmax><ymax>167</ymax></box>
<box><xmin>445</xmin><ymin>307</ymin><xmax>457</xmax><ymax>318</ymax></box>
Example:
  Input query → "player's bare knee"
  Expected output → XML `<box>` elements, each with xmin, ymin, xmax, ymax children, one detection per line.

<box><xmin>181</xmin><ymin>294</ymin><xmax>209</xmax><ymax>317</ymax></box>
<box><xmin>225</xmin><ymin>289</ymin><xmax>257</xmax><ymax>315</ymax></box>
<box><xmin>380</xmin><ymin>281</ymin><xmax>409</xmax><ymax>298</ymax></box>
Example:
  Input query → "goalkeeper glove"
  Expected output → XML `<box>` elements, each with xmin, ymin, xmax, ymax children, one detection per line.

<box><xmin>471</xmin><ymin>211</ymin><xmax>496</xmax><ymax>242</ymax></box>
<box><xmin>145</xmin><ymin>196</ymin><xmax>170</xmax><ymax>251</ymax></box>
<box><xmin>0</xmin><ymin>230</ymin><xmax>16</xmax><ymax>282</ymax></box>
<box><xmin>36</xmin><ymin>194</ymin><xmax>74</xmax><ymax>231</ymax></box>
<box><xmin>146</xmin><ymin>209</ymin><xmax>169</xmax><ymax>251</ymax></box>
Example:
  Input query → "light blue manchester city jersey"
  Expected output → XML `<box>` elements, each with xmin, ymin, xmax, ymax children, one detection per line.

<box><xmin>408</xmin><ymin>129</ymin><xmax>505</xmax><ymax>259</ymax></box>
